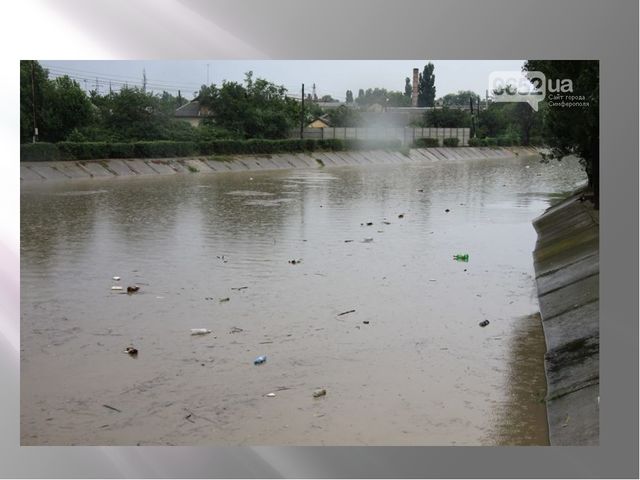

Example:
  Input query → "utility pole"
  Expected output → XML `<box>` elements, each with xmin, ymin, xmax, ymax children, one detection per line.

<box><xmin>469</xmin><ymin>96</ymin><xmax>475</xmax><ymax>138</ymax></box>
<box><xmin>142</xmin><ymin>68</ymin><xmax>147</xmax><ymax>92</ymax></box>
<box><xmin>300</xmin><ymin>83</ymin><xmax>305</xmax><ymax>139</ymax></box>
<box><xmin>30</xmin><ymin>61</ymin><xmax>38</xmax><ymax>143</ymax></box>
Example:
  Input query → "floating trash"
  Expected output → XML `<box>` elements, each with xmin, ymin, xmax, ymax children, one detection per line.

<box><xmin>190</xmin><ymin>328</ymin><xmax>212</xmax><ymax>335</ymax></box>
<box><xmin>312</xmin><ymin>388</ymin><xmax>327</xmax><ymax>398</ymax></box>
<box><xmin>124</xmin><ymin>346</ymin><xmax>138</xmax><ymax>356</ymax></box>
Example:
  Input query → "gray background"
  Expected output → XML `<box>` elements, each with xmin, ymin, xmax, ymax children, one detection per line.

<box><xmin>6</xmin><ymin>0</ymin><xmax>638</xmax><ymax>477</ymax></box>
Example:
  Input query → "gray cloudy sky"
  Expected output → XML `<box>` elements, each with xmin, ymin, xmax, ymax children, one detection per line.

<box><xmin>40</xmin><ymin>60</ymin><xmax>524</xmax><ymax>101</ymax></box>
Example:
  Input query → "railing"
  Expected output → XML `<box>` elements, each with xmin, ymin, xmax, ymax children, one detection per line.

<box><xmin>290</xmin><ymin>127</ymin><xmax>471</xmax><ymax>146</ymax></box>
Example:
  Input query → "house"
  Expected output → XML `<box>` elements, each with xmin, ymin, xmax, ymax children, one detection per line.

<box><xmin>307</xmin><ymin>114</ymin><xmax>332</xmax><ymax>128</ymax></box>
<box><xmin>174</xmin><ymin>100</ymin><xmax>211</xmax><ymax>127</ymax></box>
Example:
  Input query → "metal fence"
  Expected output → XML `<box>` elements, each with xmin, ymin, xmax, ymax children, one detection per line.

<box><xmin>289</xmin><ymin>127</ymin><xmax>471</xmax><ymax>146</ymax></box>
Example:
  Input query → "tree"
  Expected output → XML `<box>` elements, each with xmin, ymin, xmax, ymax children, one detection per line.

<box><xmin>44</xmin><ymin>76</ymin><xmax>93</xmax><ymax>142</ymax></box>
<box><xmin>20</xmin><ymin>60</ymin><xmax>48</xmax><ymax>143</ymax></box>
<box><xmin>20</xmin><ymin>61</ymin><xmax>93</xmax><ymax>143</ymax></box>
<box><xmin>197</xmin><ymin>72</ymin><xmax>299</xmax><ymax>139</ymax></box>
<box><xmin>524</xmin><ymin>60</ymin><xmax>599</xmax><ymax>207</ymax></box>
<box><xmin>345</xmin><ymin>90</ymin><xmax>354</xmax><ymax>103</ymax></box>
<box><xmin>418</xmin><ymin>62</ymin><xmax>436</xmax><ymax>107</ymax></box>
<box><xmin>423</xmin><ymin>108</ymin><xmax>471</xmax><ymax>128</ymax></box>
<box><xmin>327</xmin><ymin>105</ymin><xmax>362</xmax><ymax>127</ymax></box>
<box><xmin>439</xmin><ymin>90</ymin><xmax>481</xmax><ymax>108</ymax></box>
<box><xmin>404</xmin><ymin>77</ymin><xmax>412</xmax><ymax>98</ymax></box>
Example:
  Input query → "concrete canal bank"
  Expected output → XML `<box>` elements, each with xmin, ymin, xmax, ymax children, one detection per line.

<box><xmin>20</xmin><ymin>146</ymin><xmax>539</xmax><ymax>182</ymax></box>
<box><xmin>532</xmin><ymin>190</ymin><xmax>599</xmax><ymax>445</ymax></box>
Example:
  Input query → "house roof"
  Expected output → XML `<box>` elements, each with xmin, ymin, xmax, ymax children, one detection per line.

<box><xmin>175</xmin><ymin>100</ymin><xmax>202</xmax><ymax>117</ymax></box>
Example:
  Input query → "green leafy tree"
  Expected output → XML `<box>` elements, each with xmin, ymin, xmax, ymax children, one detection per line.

<box><xmin>345</xmin><ymin>90</ymin><xmax>353</xmax><ymax>103</ymax></box>
<box><xmin>44</xmin><ymin>76</ymin><xmax>94</xmax><ymax>142</ymax></box>
<box><xmin>423</xmin><ymin>107</ymin><xmax>470</xmax><ymax>127</ymax></box>
<box><xmin>197</xmin><ymin>72</ymin><xmax>299</xmax><ymax>139</ymax></box>
<box><xmin>524</xmin><ymin>60</ymin><xmax>599</xmax><ymax>207</ymax></box>
<box><xmin>20</xmin><ymin>61</ymin><xmax>48</xmax><ymax>143</ymax></box>
<box><xmin>440</xmin><ymin>90</ymin><xmax>481</xmax><ymax>108</ymax></box>
<box><xmin>404</xmin><ymin>77</ymin><xmax>412</xmax><ymax>98</ymax></box>
<box><xmin>326</xmin><ymin>105</ymin><xmax>362</xmax><ymax>127</ymax></box>
<box><xmin>418</xmin><ymin>62</ymin><xmax>436</xmax><ymax>107</ymax></box>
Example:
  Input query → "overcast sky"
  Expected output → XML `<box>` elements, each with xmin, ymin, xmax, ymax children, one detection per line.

<box><xmin>40</xmin><ymin>60</ymin><xmax>524</xmax><ymax>101</ymax></box>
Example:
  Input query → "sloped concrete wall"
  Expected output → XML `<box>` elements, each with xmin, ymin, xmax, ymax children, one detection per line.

<box><xmin>532</xmin><ymin>191</ymin><xmax>599</xmax><ymax>445</ymax></box>
<box><xmin>21</xmin><ymin>147</ymin><xmax>536</xmax><ymax>183</ymax></box>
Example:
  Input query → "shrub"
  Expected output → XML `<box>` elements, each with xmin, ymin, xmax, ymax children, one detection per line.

<box><xmin>468</xmin><ymin>138</ymin><xmax>482</xmax><ymax>147</ymax></box>
<box><xmin>133</xmin><ymin>141</ymin><xmax>198</xmax><ymax>158</ymax></box>
<box><xmin>497</xmin><ymin>135</ymin><xmax>520</xmax><ymax>147</ymax></box>
<box><xmin>57</xmin><ymin>142</ymin><xmax>110</xmax><ymax>160</ymax></box>
<box><xmin>414</xmin><ymin>137</ymin><xmax>439</xmax><ymax>148</ymax></box>
<box><xmin>443</xmin><ymin>137</ymin><xmax>460</xmax><ymax>147</ymax></box>
<box><xmin>21</xmin><ymin>138</ymin><xmax>403</xmax><ymax>162</ymax></box>
<box><xmin>20</xmin><ymin>142</ymin><xmax>60</xmax><ymax>162</ymax></box>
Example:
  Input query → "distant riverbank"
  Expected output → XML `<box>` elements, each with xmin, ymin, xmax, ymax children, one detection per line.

<box><xmin>20</xmin><ymin>146</ymin><xmax>540</xmax><ymax>182</ymax></box>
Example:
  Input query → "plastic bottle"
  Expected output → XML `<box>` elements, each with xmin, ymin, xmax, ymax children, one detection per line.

<box><xmin>254</xmin><ymin>355</ymin><xmax>267</xmax><ymax>365</ymax></box>
<box><xmin>190</xmin><ymin>328</ymin><xmax>212</xmax><ymax>335</ymax></box>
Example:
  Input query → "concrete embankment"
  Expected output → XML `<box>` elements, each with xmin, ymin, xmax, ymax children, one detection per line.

<box><xmin>20</xmin><ymin>146</ymin><xmax>539</xmax><ymax>182</ymax></box>
<box><xmin>532</xmin><ymin>190</ymin><xmax>599</xmax><ymax>445</ymax></box>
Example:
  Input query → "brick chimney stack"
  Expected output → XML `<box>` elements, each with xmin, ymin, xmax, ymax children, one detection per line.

<box><xmin>412</xmin><ymin>68</ymin><xmax>419</xmax><ymax>107</ymax></box>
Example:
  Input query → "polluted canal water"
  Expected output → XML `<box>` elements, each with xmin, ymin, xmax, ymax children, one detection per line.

<box><xmin>20</xmin><ymin>154</ymin><xmax>586</xmax><ymax>445</ymax></box>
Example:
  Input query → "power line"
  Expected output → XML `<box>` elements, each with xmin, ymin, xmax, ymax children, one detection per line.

<box><xmin>41</xmin><ymin>63</ymin><xmax>205</xmax><ymax>89</ymax></box>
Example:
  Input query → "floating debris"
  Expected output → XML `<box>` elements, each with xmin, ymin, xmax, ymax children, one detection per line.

<box><xmin>453</xmin><ymin>254</ymin><xmax>469</xmax><ymax>262</ymax></box>
<box><xmin>445</xmin><ymin>209</ymin><xmax>450</xmax><ymax>213</ymax></box>
<box><xmin>363</xmin><ymin>320</ymin><xmax>370</xmax><ymax>325</ymax></box>
<box><xmin>112</xmin><ymin>276</ymin><xmax>121</xmax><ymax>281</ymax></box>
<box><xmin>479</xmin><ymin>320</ymin><xmax>490</xmax><ymax>327</ymax></box>
<box><xmin>288</xmin><ymin>259</ymin><xmax>302</xmax><ymax>265</ymax></box>
<box><xmin>266</xmin><ymin>392</ymin><xmax>276</xmax><ymax>397</ymax></box>
<box><xmin>229</xmin><ymin>327</ymin><xmax>244</xmax><ymax>334</ymax></box>
<box><xmin>124</xmin><ymin>346</ymin><xmax>138</xmax><ymax>356</ymax></box>
<box><xmin>127</xmin><ymin>285</ymin><xmax>140</xmax><ymax>294</ymax></box>
<box><xmin>219</xmin><ymin>297</ymin><xmax>230</xmax><ymax>303</ymax></box>
<box><xmin>190</xmin><ymin>328</ymin><xmax>212</xmax><ymax>335</ymax></box>
<box><xmin>344</xmin><ymin>240</ymin><xmax>354</xmax><ymax>243</ymax></box>
<box><xmin>382</xmin><ymin>221</ymin><xmax>391</xmax><ymax>225</ymax></box>
<box><xmin>103</xmin><ymin>404</ymin><xmax>121</xmax><ymax>413</ymax></box>
<box><xmin>111</xmin><ymin>286</ymin><xmax>123</xmax><ymax>291</ymax></box>
<box><xmin>398</xmin><ymin>214</ymin><xmax>405</xmax><ymax>219</ymax></box>
<box><xmin>231</xmin><ymin>286</ymin><xmax>248</xmax><ymax>291</ymax></box>
<box><xmin>254</xmin><ymin>355</ymin><xmax>267</xmax><ymax>365</ymax></box>
<box><xmin>337</xmin><ymin>309</ymin><xmax>356</xmax><ymax>316</ymax></box>
<box><xmin>312</xmin><ymin>388</ymin><xmax>327</xmax><ymax>398</ymax></box>
<box><xmin>362</xmin><ymin>238</ymin><xmax>374</xmax><ymax>243</ymax></box>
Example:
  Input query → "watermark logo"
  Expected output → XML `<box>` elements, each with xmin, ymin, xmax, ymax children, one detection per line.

<box><xmin>489</xmin><ymin>71</ymin><xmax>584</xmax><ymax>110</ymax></box>
<box><xmin>488</xmin><ymin>70</ymin><xmax>547</xmax><ymax>111</ymax></box>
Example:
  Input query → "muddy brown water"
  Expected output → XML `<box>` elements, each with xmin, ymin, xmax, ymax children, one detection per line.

<box><xmin>20</xmin><ymin>154</ymin><xmax>585</xmax><ymax>445</ymax></box>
